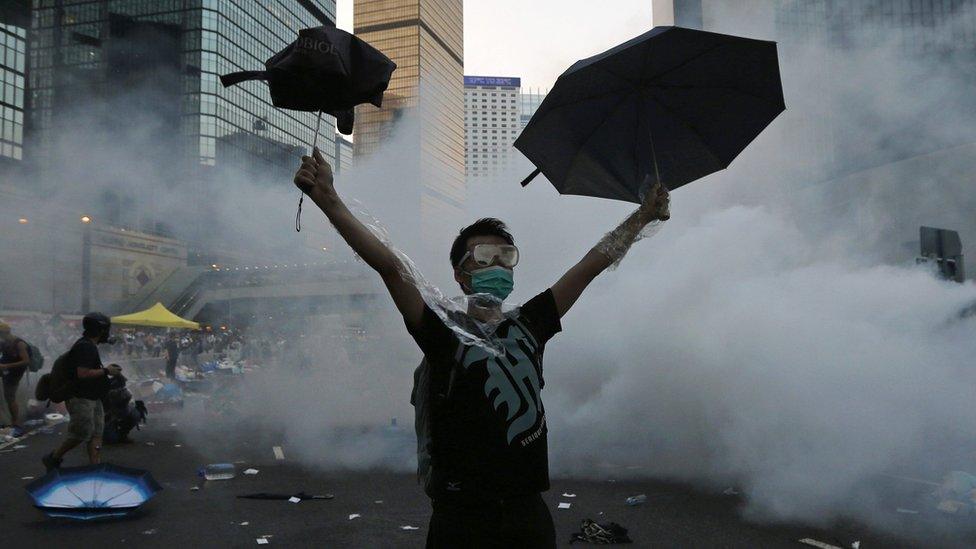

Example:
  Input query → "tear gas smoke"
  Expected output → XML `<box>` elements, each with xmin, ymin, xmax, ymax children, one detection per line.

<box><xmin>5</xmin><ymin>3</ymin><xmax>976</xmax><ymax>539</ymax></box>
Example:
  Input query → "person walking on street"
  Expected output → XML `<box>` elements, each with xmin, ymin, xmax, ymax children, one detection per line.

<box><xmin>0</xmin><ymin>322</ymin><xmax>31</xmax><ymax>438</ymax></box>
<box><xmin>164</xmin><ymin>334</ymin><xmax>180</xmax><ymax>379</ymax></box>
<box><xmin>42</xmin><ymin>313</ymin><xmax>122</xmax><ymax>471</ymax></box>
<box><xmin>295</xmin><ymin>149</ymin><xmax>670</xmax><ymax>548</ymax></box>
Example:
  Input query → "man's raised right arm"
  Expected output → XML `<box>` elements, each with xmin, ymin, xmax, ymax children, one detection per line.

<box><xmin>294</xmin><ymin>149</ymin><xmax>424</xmax><ymax>328</ymax></box>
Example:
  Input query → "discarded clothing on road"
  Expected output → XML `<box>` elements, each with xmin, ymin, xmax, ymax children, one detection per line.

<box><xmin>569</xmin><ymin>519</ymin><xmax>633</xmax><ymax>544</ymax></box>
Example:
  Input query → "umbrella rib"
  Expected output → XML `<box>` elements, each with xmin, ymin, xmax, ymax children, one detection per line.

<box><xmin>644</xmin><ymin>42</ymin><xmax>730</xmax><ymax>85</ymax></box>
<box><xmin>99</xmin><ymin>485</ymin><xmax>138</xmax><ymax>507</ymax></box>
<box><xmin>61</xmin><ymin>483</ymin><xmax>90</xmax><ymax>507</ymax></box>
<box><xmin>650</xmin><ymin>83</ymin><xmax>784</xmax><ymax>110</ymax></box>
<box><xmin>563</xmin><ymin>90</ymin><xmax>644</xmax><ymax>200</ymax></box>
<box><xmin>650</xmin><ymin>92</ymin><xmax>727</xmax><ymax>168</ymax></box>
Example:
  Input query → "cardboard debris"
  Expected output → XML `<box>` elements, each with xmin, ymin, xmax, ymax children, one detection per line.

<box><xmin>798</xmin><ymin>539</ymin><xmax>843</xmax><ymax>549</ymax></box>
<box><xmin>558</xmin><ymin>502</ymin><xmax>572</xmax><ymax>509</ymax></box>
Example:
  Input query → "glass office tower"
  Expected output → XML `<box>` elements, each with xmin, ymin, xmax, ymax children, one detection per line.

<box><xmin>0</xmin><ymin>1</ymin><xmax>28</xmax><ymax>164</ymax></box>
<box><xmin>353</xmin><ymin>0</ymin><xmax>464</xmax><ymax>245</ymax></box>
<box><xmin>29</xmin><ymin>0</ymin><xmax>337</xmax><ymax>179</ymax></box>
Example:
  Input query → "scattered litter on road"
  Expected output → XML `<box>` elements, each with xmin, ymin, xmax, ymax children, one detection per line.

<box><xmin>170</xmin><ymin>423</ymin><xmax>178</xmax><ymax>427</ymax></box>
<box><xmin>174</xmin><ymin>444</ymin><xmax>182</xmax><ymax>448</ymax></box>
<box><xmin>625</xmin><ymin>494</ymin><xmax>647</xmax><ymax>506</ymax></box>
<box><xmin>896</xmin><ymin>508</ymin><xmax>919</xmax><ymax>514</ymax></box>
<box><xmin>723</xmin><ymin>487</ymin><xmax>739</xmax><ymax>496</ymax></box>
<box><xmin>238</xmin><ymin>492</ymin><xmax>334</xmax><ymax>501</ymax></box>
<box><xmin>256</xmin><ymin>539</ymin><xmax>269</xmax><ymax>545</ymax></box>
<box><xmin>400</xmin><ymin>526</ymin><xmax>420</xmax><ymax>530</ymax></box>
<box><xmin>244</xmin><ymin>468</ymin><xmax>259</xmax><ymax>475</ymax></box>
<box><xmin>141</xmin><ymin>529</ymin><xmax>157</xmax><ymax>535</ymax></box>
<box><xmin>240</xmin><ymin>522</ymin><xmax>250</xmax><ymax>526</ymax></box>
<box><xmin>190</xmin><ymin>486</ymin><xmax>200</xmax><ymax>491</ymax></box>
<box><xmin>288</xmin><ymin>497</ymin><xmax>301</xmax><ymax>503</ymax></box>
<box><xmin>349</xmin><ymin>514</ymin><xmax>361</xmax><ymax>520</ymax></box>
<box><xmin>145</xmin><ymin>442</ymin><xmax>155</xmax><ymax>446</ymax></box>
<box><xmin>851</xmin><ymin>541</ymin><xmax>860</xmax><ymax>549</ymax></box>
<box><xmin>45</xmin><ymin>413</ymin><xmax>64</xmax><ymax>422</ymax></box>
<box><xmin>21</xmin><ymin>476</ymin><xmax>34</xmax><ymax>480</ymax></box>
<box><xmin>13</xmin><ymin>445</ymin><xmax>27</xmax><ymax>449</ymax></box>
<box><xmin>273</xmin><ymin>446</ymin><xmax>285</xmax><ymax>460</ymax></box>
<box><xmin>558</xmin><ymin>502</ymin><xmax>572</xmax><ymax>509</ymax></box>
<box><xmin>562</xmin><ymin>493</ymin><xmax>576</xmax><ymax>498</ymax></box>
<box><xmin>937</xmin><ymin>500</ymin><xmax>969</xmax><ymax>514</ymax></box>
<box><xmin>569</xmin><ymin>519</ymin><xmax>633</xmax><ymax>544</ymax></box>
<box><xmin>798</xmin><ymin>539</ymin><xmax>843</xmax><ymax>549</ymax></box>
<box><xmin>375</xmin><ymin>500</ymin><xmax>383</xmax><ymax>504</ymax></box>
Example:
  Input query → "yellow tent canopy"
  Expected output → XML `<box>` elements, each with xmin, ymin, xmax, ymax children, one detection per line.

<box><xmin>111</xmin><ymin>302</ymin><xmax>200</xmax><ymax>330</ymax></box>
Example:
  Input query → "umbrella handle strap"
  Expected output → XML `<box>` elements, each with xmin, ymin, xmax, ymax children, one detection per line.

<box><xmin>519</xmin><ymin>168</ymin><xmax>542</xmax><ymax>187</ymax></box>
<box><xmin>220</xmin><ymin>71</ymin><xmax>268</xmax><ymax>88</ymax></box>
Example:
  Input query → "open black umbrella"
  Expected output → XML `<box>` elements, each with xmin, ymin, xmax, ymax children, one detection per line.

<box><xmin>221</xmin><ymin>25</ymin><xmax>396</xmax><ymax>231</ymax></box>
<box><xmin>221</xmin><ymin>25</ymin><xmax>396</xmax><ymax>136</ymax></box>
<box><xmin>515</xmin><ymin>26</ymin><xmax>785</xmax><ymax>203</ymax></box>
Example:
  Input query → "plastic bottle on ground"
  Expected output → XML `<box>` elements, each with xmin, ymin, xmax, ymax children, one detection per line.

<box><xmin>202</xmin><ymin>463</ymin><xmax>236</xmax><ymax>480</ymax></box>
<box><xmin>625</xmin><ymin>494</ymin><xmax>647</xmax><ymax>506</ymax></box>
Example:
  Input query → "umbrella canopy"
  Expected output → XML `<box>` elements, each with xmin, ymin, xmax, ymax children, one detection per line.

<box><xmin>112</xmin><ymin>302</ymin><xmax>200</xmax><ymax>330</ymax></box>
<box><xmin>25</xmin><ymin>463</ymin><xmax>162</xmax><ymax>520</ymax></box>
<box><xmin>220</xmin><ymin>25</ymin><xmax>396</xmax><ymax>135</ymax></box>
<box><xmin>515</xmin><ymin>26</ymin><xmax>785</xmax><ymax>203</ymax></box>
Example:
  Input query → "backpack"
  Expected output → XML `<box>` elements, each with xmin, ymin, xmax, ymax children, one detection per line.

<box><xmin>34</xmin><ymin>352</ymin><xmax>75</xmax><ymax>403</ymax></box>
<box><xmin>25</xmin><ymin>341</ymin><xmax>44</xmax><ymax>372</ymax></box>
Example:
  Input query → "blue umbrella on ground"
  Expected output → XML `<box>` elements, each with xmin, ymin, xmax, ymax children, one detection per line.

<box><xmin>515</xmin><ymin>26</ymin><xmax>786</xmax><ymax>203</ymax></box>
<box><xmin>26</xmin><ymin>463</ymin><xmax>162</xmax><ymax>520</ymax></box>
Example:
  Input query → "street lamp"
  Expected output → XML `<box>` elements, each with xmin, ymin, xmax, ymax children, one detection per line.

<box><xmin>81</xmin><ymin>215</ymin><xmax>93</xmax><ymax>313</ymax></box>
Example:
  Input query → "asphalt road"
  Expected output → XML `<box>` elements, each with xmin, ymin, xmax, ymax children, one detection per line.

<box><xmin>1</xmin><ymin>413</ymin><xmax>973</xmax><ymax>548</ymax></box>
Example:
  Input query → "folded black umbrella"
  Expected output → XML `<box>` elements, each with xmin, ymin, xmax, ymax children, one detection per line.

<box><xmin>221</xmin><ymin>25</ymin><xmax>396</xmax><ymax>136</ymax></box>
<box><xmin>515</xmin><ymin>26</ymin><xmax>785</xmax><ymax>204</ymax></box>
<box><xmin>237</xmin><ymin>492</ymin><xmax>334</xmax><ymax>501</ymax></box>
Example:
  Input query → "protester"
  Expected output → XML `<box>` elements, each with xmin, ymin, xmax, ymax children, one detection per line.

<box><xmin>164</xmin><ymin>334</ymin><xmax>180</xmax><ymax>379</ymax></box>
<box><xmin>0</xmin><ymin>321</ymin><xmax>30</xmax><ymax>437</ymax></box>
<box><xmin>295</xmin><ymin>149</ymin><xmax>670</xmax><ymax>547</ymax></box>
<box><xmin>42</xmin><ymin>313</ymin><xmax>122</xmax><ymax>471</ymax></box>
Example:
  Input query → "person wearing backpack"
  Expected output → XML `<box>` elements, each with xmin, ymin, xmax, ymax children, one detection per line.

<box><xmin>0</xmin><ymin>321</ymin><xmax>30</xmax><ymax>438</ymax></box>
<box><xmin>41</xmin><ymin>313</ymin><xmax>121</xmax><ymax>471</ymax></box>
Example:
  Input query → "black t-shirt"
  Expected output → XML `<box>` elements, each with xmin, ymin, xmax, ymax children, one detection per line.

<box><xmin>165</xmin><ymin>340</ymin><xmax>180</xmax><ymax>360</ymax></box>
<box><xmin>0</xmin><ymin>338</ymin><xmax>28</xmax><ymax>377</ymax></box>
<box><xmin>68</xmin><ymin>337</ymin><xmax>108</xmax><ymax>400</ymax></box>
<box><xmin>409</xmin><ymin>289</ymin><xmax>562</xmax><ymax>500</ymax></box>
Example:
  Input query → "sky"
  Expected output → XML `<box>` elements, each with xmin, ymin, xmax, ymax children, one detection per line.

<box><xmin>336</xmin><ymin>0</ymin><xmax>655</xmax><ymax>89</ymax></box>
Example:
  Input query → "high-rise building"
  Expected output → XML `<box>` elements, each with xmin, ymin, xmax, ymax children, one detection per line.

<box><xmin>464</xmin><ymin>75</ymin><xmax>519</xmax><ymax>178</ymax></box>
<box><xmin>353</xmin><ymin>0</ymin><xmax>464</xmax><ymax>244</ymax></box>
<box><xmin>0</xmin><ymin>1</ymin><xmax>28</xmax><ymax>166</ymax></box>
<box><xmin>518</xmin><ymin>86</ymin><xmax>547</xmax><ymax>132</ymax></box>
<box><xmin>29</xmin><ymin>1</ymin><xmax>338</xmax><ymax>183</ymax></box>
<box><xmin>335</xmin><ymin>135</ymin><xmax>353</xmax><ymax>174</ymax></box>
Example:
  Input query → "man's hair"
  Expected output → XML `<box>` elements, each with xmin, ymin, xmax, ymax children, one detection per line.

<box><xmin>450</xmin><ymin>218</ymin><xmax>514</xmax><ymax>267</ymax></box>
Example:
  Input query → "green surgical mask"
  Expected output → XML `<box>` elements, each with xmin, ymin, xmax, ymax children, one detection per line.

<box><xmin>466</xmin><ymin>266</ymin><xmax>514</xmax><ymax>301</ymax></box>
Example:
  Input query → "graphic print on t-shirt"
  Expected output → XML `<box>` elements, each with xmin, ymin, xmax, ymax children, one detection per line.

<box><xmin>460</xmin><ymin>318</ymin><xmax>544</xmax><ymax>445</ymax></box>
